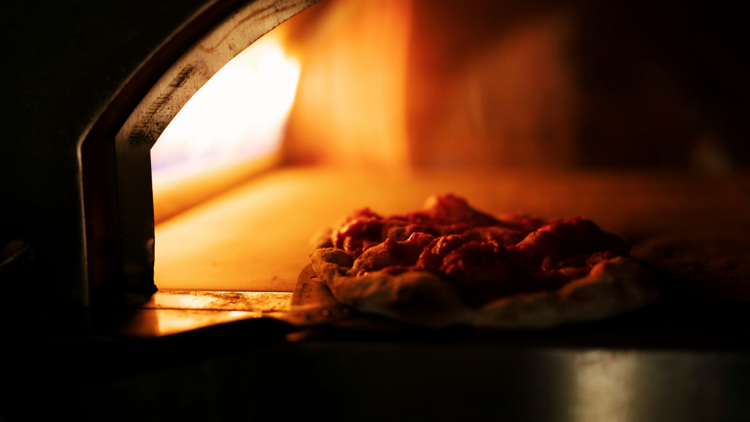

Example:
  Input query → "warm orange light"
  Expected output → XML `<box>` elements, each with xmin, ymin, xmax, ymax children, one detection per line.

<box><xmin>151</xmin><ymin>31</ymin><xmax>301</xmax><ymax>184</ymax></box>
<box><xmin>283</xmin><ymin>0</ymin><xmax>413</xmax><ymax>170</ymax></box>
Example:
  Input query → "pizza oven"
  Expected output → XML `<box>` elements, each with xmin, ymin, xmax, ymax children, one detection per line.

<box><xmin>2</xmin><ymin>0</ymin><xmax>750</xmax><ymax>420</ymax></box>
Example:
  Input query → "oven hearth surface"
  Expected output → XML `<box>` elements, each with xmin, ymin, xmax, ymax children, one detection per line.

<box><xmin>154</xmin><ymin>166</ymin><xmax>750</xmax><ymax>303</ymax></box>
<box><xmin>108</xmin><ymin>166</ymin><xmax>750</xmax><ymax>343</ymax></box>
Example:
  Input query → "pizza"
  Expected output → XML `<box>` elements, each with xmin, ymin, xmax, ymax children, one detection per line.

<box><xmin>309</xmin><ymin>194</ymin><xmax>661</xmax><ymax>329</ymax></box>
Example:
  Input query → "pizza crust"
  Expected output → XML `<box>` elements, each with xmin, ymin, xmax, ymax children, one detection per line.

<box><xmin>472</xmin><ymin>257</ymin><xmax>661</xmax><ymax>328</ymax></box>
<box><xmin>311</xmin><ymin>247</ymin><xmax>661</xmax><ymax>329</ymax></box>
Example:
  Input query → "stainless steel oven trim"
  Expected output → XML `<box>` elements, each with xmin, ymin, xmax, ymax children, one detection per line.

<box><xmin>81</xmin><ymin>0</ymin><xmax>319</xmax><ymax>306</ymax></box>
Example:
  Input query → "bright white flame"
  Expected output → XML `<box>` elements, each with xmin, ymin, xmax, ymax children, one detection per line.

<box><xmin>151</xmin><ymin>33</ymin><xmax>301</xmax><ymax>180</ymax></box>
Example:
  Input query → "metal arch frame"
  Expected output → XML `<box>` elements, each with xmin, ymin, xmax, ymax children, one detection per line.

<box><xmin>82</xmin><ymin>0</ymin><xmax>320</xmax><ymax>307</ymax></box>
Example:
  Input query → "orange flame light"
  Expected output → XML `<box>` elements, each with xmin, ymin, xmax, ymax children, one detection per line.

<box><xmin>151</xmin><ymin>31</ymin><xmax>301</xmax><ymax>184</ymax></box>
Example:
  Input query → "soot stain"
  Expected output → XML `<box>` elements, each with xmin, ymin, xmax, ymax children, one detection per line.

<box><xmin>128</xmin><ymin>64</ymin><xmax>198</xmax><ymax>147</ymax></box>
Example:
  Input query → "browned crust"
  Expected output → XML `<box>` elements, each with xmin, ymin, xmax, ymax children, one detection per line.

<box><xmin>472</xmin><ymin>257</ymin><xmax>661</xmax><ymax>328</ymax></box>
<box><xmin>310</xmin><ymin>244</ymin><xmax>661</xmax><ymax>329</ymax></box>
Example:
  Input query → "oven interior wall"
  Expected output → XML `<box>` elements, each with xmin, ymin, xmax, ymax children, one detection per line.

<box><xmin>282</xmin><ymin>0</ymin><xmax>750</xmax><ymax>171</ymax></box>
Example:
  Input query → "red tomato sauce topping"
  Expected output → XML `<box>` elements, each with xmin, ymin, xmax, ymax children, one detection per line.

<box><xmin>330</xmin><ymin>194</ymin><xmax>630</xmax><ymax>305</ymax></box>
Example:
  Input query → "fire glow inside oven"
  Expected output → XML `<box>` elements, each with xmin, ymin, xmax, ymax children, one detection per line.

<box><xmin>2</xmin><ymin>0</ymin><xmax>750</xmax><ymax>420</ymax></box>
